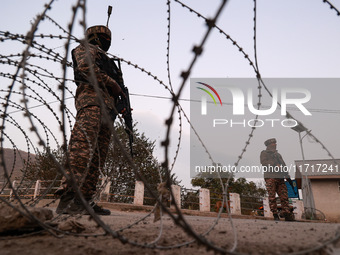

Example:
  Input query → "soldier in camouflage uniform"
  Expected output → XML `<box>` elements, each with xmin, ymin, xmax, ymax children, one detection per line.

<box><xmin>260</xmin><ymin>138</ymin><xmax>294</xmax><ymax>221</ymax></box>
<box><xmin>56</xmin><ymin>25</ymin><xmax>123</xmax><ymax>215</ymax></box>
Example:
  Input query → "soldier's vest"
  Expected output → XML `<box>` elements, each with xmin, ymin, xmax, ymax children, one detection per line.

<box><xmin>262</xmin><ymin>150</ymin><xmax>286</xmax><ymax>179</ymax></box>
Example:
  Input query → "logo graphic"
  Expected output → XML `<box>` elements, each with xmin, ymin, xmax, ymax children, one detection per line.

<box><xmin>197</xmin><ymin>83</ymin><xmax>311</xmax><ymax>117</ymax></box>
<box><xmin>196</xmin><ymin>82</ymin><xmax>222</xmax><ymax>115</ymax></box>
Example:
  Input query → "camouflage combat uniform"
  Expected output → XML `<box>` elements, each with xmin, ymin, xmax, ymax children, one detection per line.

<box><xmin>260</xmin><ymin>140</ymin><xmax>290</xmax><ymax>215</ymax></box>
<box><xmin>62</xmin><ymin>42</ymin><xmax>121</xmax><ymax>200</ymax></box>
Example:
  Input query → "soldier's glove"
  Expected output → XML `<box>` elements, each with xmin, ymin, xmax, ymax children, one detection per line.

<box><xmin>119</xmin><ymin>91</ymin><xmax>127</xmax><ymax>100</ymax></box>
<box><xmin>108</xmin><ymin>79</ymin><xmax>122</xmax><ymax>96</ymax></box>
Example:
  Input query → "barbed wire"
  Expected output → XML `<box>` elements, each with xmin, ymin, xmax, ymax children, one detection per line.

<box><xmin>323</xmin><ymin>0</ymin><xmax>340</xmax><ymax>16</ymax></box>
<box><xmin>0</xmin><ymin>0</ymin><xmax>339</xmax><ymax>254</ymax></box>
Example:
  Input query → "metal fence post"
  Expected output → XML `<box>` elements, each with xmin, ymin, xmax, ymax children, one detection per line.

<box><xmin>33</xmin><ymin>180</ymin><xmax>41</xmax><ymax>199</ymax></box>
<box><xmin>100</xmin><ymin>177</ymin><xmax>111</xmax><ymax>202</ymax></box>
<box><xmin>263</xmin><ymin>197</ymin><xmax>271</xmax><ymax>218</ymax></box>
<box><xmin>133</xmin><ymin>180</ymin><xmax>144</xmax><ymax>205</ymax></box>
<box><xmin>199</xmin><ymin>188</ymin><xmax>210</xmax><ymax>212</ymax></box>
<box><xmin>292</xmin><ymin>199</ymin><xmax>304</xmax><ymax>220</ymax></box>
<box><xmin>171</xmin><ymin>185</ymin><xmax>181</xmax><ymax>209</ymax></box>
<box><xmin>9</xmin><ymin>180</ymin><xmax>17</xmax><ymax>200</ymax></box>
<box><xmin>230</xmin><ymin>193</ymin><xmax>241</xmax><ymax>215</ymax></box>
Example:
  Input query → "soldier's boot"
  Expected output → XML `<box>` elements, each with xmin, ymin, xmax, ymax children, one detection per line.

<box><xmin>273</xmin><ymin>213</ymin><xmax>280</xmax><ymax>221</ymax></box>
<box><xmin>284</xmin><ymin>212</ymin><xmax>295</xmax><ymax>221</ymax></box>
<box><xmin>64</xmin><ymin>198</ymin><xmax>111</xmax><ymax>216</ymax></box>
<box><xmin>56</xmin><ymin>191</ymin><xmax>75</xmax><ymax>214</ymax></box>
<box><xmin>64</xmin><ymin>198</ymin><xmax>86</xmax><ymax>215</ymax></box>
<box><xmin>54</xmin><ymin>187</ymin><xmax>66</xmax><ymax>197</ymax></box>
<box><xmin>89</xmin><ymin>201</ymin><xmax>111</xmax><ymax>215</ymax></box>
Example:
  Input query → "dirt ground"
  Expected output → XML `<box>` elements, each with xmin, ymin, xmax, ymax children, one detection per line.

<box><xmin>0</xmin><ymin>203</ymin><xmax>340</xmax><ymax>255</ymax></box>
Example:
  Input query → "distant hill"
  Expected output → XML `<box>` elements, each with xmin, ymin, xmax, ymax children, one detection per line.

<box><xmin>0</xmin><ymin>148</ymin><xmax>36</xmax><ymax>182</ymax></box>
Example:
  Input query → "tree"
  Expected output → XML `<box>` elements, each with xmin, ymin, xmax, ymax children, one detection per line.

<box><xmin>102</xmin><ymin>122</ymin><xmax>180</xmax><ymax>205</ymax></box>
<box><xmin>20</xmin><ymin>123</ymin><xmax>177</xmax><ymax>203</ymax></box>
<box><xmin>181</xmin><ymin>189</ymin><xmax>200</xmax><ymax>210</ymax></box>
<box><xmin>191</xmin><ymin>171</ymin><xmax>233</xmax><ymax>194</ymax></box>
<box><xmin>19</xmin><ymin>147</ymin><xmax>64</xmax><ymax>197</ymax></box>
<box><xmin>229</xmin><ymin>177</ymin><xmax>267</xmax><ymax>215</ymax></box>
<box><xmin>191</xmin><ymin>171</ymin><xmax>267</xmax><ymax>214</ymax></box>
<box><xmin>191</xmin><ymin>171</ymin><xmax>234</xmax><ymax>211</ymax></box>
<box><xmin>21</xmin><ymin>147</ymin><xmax>64</xmax><ymax>182</ymax></box>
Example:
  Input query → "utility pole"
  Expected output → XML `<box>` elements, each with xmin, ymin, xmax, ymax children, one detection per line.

<box><xmin>291</xmin><ymin>123</ymin><xmax>316</xmax><ymax>219</ymax></box>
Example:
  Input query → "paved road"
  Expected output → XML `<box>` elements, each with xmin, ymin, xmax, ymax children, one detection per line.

<box><xmin>1</xmin><ymin>205</ymin><xmax>339</xmax><ymax>255</ymax></box>
<box><xmin>73</xmin><ymin>208</ymin><xmax>340</xmax><ymax>254</ymax></box>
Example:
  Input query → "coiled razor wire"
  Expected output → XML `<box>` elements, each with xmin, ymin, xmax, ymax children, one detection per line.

<box><xmin>0</xmin><ymin>0</ymin><xmax>339</xmax><ymax>254</ymax></box>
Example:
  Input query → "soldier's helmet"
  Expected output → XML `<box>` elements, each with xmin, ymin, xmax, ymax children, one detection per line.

<box><xmin>86</xmin><ymin>25</ymin><xmax>111</xmax><ymax>51</ymax></box>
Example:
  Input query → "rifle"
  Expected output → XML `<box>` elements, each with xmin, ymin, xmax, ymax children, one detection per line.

<box><xmin>110</xmin><ymin>58</ymin><xmax>134</xmax><ymax>157</ymax></box>
<box><xmin>104</xmin><ymin>5</ymin><xmax>133</xmax><ymax>156</ymax></box>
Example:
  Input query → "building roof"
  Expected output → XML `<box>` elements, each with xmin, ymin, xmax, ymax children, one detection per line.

<box><xmin>295</xmin><ymin>159</ymin><xmax>340</xmax><ymax>179</ymax></box>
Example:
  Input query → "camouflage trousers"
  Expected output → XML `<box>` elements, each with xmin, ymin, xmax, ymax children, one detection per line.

<box><xmin>265</xmin><ymin>178</ymin><xmax>290</xmax><ymax>215</ymax></box>
<box><xmin>62</xmin><ymin>105</ymin><xmax>111</xmax><ymax>200</ymax></box>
